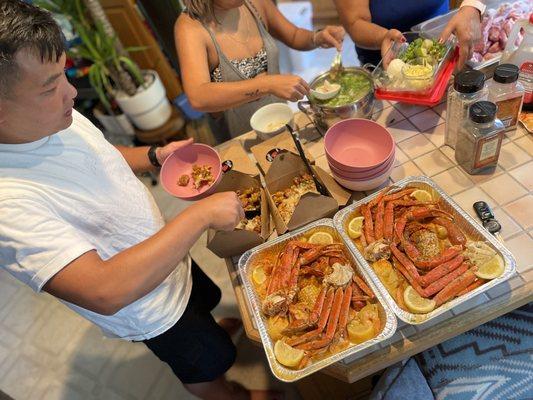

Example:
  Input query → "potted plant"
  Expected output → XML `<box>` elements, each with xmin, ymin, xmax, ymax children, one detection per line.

<box><xmin>37</xmin><ymin>0</ymin><xmax>172</xmax><ymax>131</ymax></box>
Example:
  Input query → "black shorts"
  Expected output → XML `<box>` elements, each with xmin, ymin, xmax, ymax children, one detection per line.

<box><xmin>142</xmin><ymin>261</ymin><xmax>236</xmax><ymax>384</ymax></box>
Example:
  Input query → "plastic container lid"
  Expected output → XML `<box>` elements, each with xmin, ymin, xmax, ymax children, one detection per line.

<box><xmin>454</xmin><ymin>70</ymin><xmax>485</xmax><ymax>93</ymax></box>
<box><xmin>469</xmin><ymin>101</ymin><xmax>497</xmax><ymax>123</ymax></box>
<box><xmin>494</xmin><ymin>64</ymin><xmax>520</xmax><ymax>84</ymax></box>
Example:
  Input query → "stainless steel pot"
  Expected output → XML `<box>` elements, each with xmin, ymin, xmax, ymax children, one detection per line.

<box><xmin>298</xmin><ymin>66</ymin><xmax>375</xmax><ymax>133</ymax></box>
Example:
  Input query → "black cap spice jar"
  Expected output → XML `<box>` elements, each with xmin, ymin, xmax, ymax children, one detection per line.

<box><xmin>488</xmin><ymin>64</ymin><xmax>525</xmax><ymax>132</ymax></box>
<box><xmin>445</xmin><ymin>70</ymin><xmax>489</xmax><ymax>149</ymax></box>
<box><xmin>455</xmin><ymin>101</ymin><xmax>505</xmax><ymax>175</ymax></box>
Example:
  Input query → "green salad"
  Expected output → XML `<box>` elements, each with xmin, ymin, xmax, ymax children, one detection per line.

<box><xmin>400</xmin><ymin>38</ymin><xmax>446</xmax><ymax>66</ymax></box>
<box><xmin>313</xmin><ymin>72</ymin><xmax>372</xmax><ymax>107</ymax></box>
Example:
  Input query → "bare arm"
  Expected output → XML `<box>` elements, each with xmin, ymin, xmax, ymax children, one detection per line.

<box><xmin>334</xmin><ymin>0</ymin><xmax>386</xmax><ymax>49</ymax></box>
<box><xmin>115</xmin><ymin>139</ymin><xmax>194</xmax><ymax>175</ymax></box>
<box><xmin>261</xmin><ymin>0</ymin><xmax>344</xmax><ymax>51</ymax></box>
<box><xmin>43</xmin><ymin>192</ymin><xmax>244</xmax><ymax>315</ymax></box>
<box><xmin>114</xmin><ymin>145</ymin><xmax>154</xmax><ymax>174</ymax></box>
<box><xmin>175</xmin><ymin>14</ymin><xmax>310</xmax><ymax>110</ymax></box>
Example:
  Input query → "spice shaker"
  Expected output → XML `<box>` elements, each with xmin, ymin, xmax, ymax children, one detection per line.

<box><xmin>488</xmin><ymin>64</ymin><xmax>524</xmax><ymax>132</ymax></box>
<box><xmin>455</xmin><ymin>101</ymin><xmax>504</xmax><ymax>175</ymax></box>
<box><xmin>445</xmin><ymin>70</ymin><xmax>488</xmax><ymax>149</ymax></box>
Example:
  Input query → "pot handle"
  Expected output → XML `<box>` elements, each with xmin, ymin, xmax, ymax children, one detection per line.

<box><xmin>297</xmin><ymin>100</ymin><xmax>312</xmax><ymax>115</ymax></box>
<box><xmin>362</xmin><ymin>63</ymin><xmax>377</xmax><ymax>73</ymax></box>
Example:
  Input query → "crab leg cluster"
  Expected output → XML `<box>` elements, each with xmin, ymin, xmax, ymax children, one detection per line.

<box><xmin>357</xmin><ymin>185</ymin><xmax>479</xmax><ymax>309</ymax></box>
<box><xmin>262</xmin><ymin>239</ymin><xmax>380</xmax><ymax>368</ymax></box>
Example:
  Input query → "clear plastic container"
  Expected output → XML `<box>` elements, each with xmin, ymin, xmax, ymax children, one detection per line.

<box><xmin>445</xmin><ymin>70</ymin><xmax>489</xmax><ymax>149</ymax></box>
<box><xmin>373</xmin><ymin>32</ymin><xmax>455</xmax><ymax>96</ymax></box>
<box><xmin>488</xmin><ymin>64</ymin><xmax>525</xmax><ymax>131</ymax></box>
<box><xmin>502</xmin><ymin>13</ymin><xmax>533</xmax><ymax>111</ymax></box>
<box><xmin>455</xmin><ymin>101</ymin><xmax>505</xmax><ymax>175</ymax></box>
<box><xmin>412</xmin><ymin>1</ymin><xmax>532</xmax><ymax>70</ymax></box>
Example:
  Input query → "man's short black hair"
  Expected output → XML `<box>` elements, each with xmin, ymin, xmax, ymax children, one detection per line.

<box><xmin>0</xmin><ymin>0</ymin><xmax>65</xmax><ymax>97</ymax></box>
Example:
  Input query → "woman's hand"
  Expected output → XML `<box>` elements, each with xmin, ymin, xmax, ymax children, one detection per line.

<box><xmin>258</xmin><ymin>74</ymin><xmax>310</xmax><ymax>102</ymax></box>
<box><xmin>314</xmin><ymin>26</ymin><xmax>346</xmax><ymax>51</ymax></box>
<box><xmin>440</xmin><ymin>6</ymin><xmax>482</xmax><ymax>69</ymax></box>
<box><xmin>380</xmin><ymin>29</ymin><xmax>405</xmax><ymax>61</ymax></box>
<box><xmin>156</xmin><ymin>138</ymin><xmax>194</xmax><ymax>165</ymax></box>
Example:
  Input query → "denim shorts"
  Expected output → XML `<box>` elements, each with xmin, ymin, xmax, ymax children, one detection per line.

<box><xmin>143</xmin><ymin>261</ymin><xmax>236</xmax><ymax>384</ymax></box>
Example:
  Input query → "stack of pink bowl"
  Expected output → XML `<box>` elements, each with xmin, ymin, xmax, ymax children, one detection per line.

<box><xmin>324</xmin><ymin>119</ymin><xmax>395</xmax><ymax>191</ymax></box>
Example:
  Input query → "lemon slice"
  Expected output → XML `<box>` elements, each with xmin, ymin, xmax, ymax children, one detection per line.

<box><xmin>410</xmin><ymin>189</ymin><xmax>433</xmax><ymax>202</ymax></box>
<box><xmin>347</xmin><ymin>319</ymin><xmax>375</xmax><ymax>344</ymax></box>
<box><xmin>308</xmin><ymin>231</ymin><xmax>334</xmax><ymax>245</ymax></box>
<box><xmin>403</xmin><ymin>286</ymin><xmax>436</xmax><ymax>314</ymax></box>
<box><xmin>274</xmin><ymin>340</ymin><xmax>305</xmax><ymax>368</ymax></box>
<box><xmin>348</xmin><ymin>216</ymin><xmax>365</xmax><ymax>239</ymax></box>
<box><xmin>252</xmin><ymin>266</ymin><xmax>267</xmax><ymax>286</ymax></box>
<box><xmin>475</xmin><ymin>255</ymin><xmax>504</xmax><ymax>280</ymax></box>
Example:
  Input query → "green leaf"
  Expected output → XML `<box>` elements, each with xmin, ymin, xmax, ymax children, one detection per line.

<box><xmin>119</xmin><ymin>56</ymin><xmax>144</xmax><ymax>87</ymax></box>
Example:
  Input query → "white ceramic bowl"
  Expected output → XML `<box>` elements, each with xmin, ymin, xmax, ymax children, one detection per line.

<box><xmin>250</xmin><ymin>103</ymin><xmax>294</xmax><ymax>141</ymax></box>
<box><xmin>330</xmin><ymin>160</ymin><xmax>394</xmax><ymax>191</ymax></box>
<box><xmin>310</xmin><ymin>83</ymin><xmax>341</xmax><ymax>100</ymax></box>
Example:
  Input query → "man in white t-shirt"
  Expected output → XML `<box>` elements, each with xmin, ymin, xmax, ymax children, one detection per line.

<box><xmin>0</xmin><ymin>2</ymin><xmax>275</xmax><ymax>400</ymax></box>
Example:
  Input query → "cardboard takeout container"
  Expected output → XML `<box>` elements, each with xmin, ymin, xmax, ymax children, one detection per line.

<box><xmin>251</xmin><ymin>131</ymin><xmax>315</xmax><ymax>175</ymax></box>
<box><xmin>264</xmin><ymin>152</ymin><xmax>350</xmax><ymax>234</ymax></box>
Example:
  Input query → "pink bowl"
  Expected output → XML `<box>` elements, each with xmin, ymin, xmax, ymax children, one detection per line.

<box><xmin>160</xmin><ymin>143</ymin><xmax>222</xmax><ymax>201</ymax></box>
<box><xmin>324</xmin><ymin>119</ymin><xmax>395</xmax><ymax>172</ymax></box>
<box><xmin>331</xmin><ymin>161</ymin><xmax>394</xmax><ymax>191</ymax></box>
<box><xmin>328</xmin><ymin>150</ymin><xmax>395</xmax><ymax>180</ymax></box>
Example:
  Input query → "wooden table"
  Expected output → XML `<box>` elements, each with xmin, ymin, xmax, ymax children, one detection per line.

<box><xmin>221</xmin><ymin>104</ymin><xmax>533</xmax><ymax>383</ymax></box>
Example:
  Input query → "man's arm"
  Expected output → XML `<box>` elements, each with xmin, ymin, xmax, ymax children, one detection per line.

<box><xmin>43</xmin><ymin>192</ymin><xmax>244</xmax><ymax>315</ymax></box>
<box><xmin>115</xmin><ymin>138</ymin><xmax>194</xmax><ymax>174</ymax></box>
<box><xmin>114</xmin><ymin>145</ymin><xmax>154</xmax><ymax>174</ymax></box>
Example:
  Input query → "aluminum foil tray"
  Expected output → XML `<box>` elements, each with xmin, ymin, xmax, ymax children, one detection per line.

<box><xmin>334</xmin><ymin>176</ymin><xmax>517</xmax><ymax>325</ymax></box>
<box><xmin>237</xmin><ymin>218</ymin><xmax>397</xmax><ymax>382</ymax></box>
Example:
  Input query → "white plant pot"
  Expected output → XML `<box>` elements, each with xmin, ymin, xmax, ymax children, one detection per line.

<box><xmin>93</xmin><ymin>107</ymin><xmax>135</xmax><ymax>136</ymax></box>
<box><xmin>115</xmin><ymin>70</ymin><xmax>172</xmax><ymax>131</ymax></box>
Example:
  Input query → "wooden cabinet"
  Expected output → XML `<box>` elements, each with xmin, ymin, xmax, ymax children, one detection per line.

<box><xmin>98</xmin><ymin>0</ymin><xmax>182</xmax><ymax>100</ymax></box>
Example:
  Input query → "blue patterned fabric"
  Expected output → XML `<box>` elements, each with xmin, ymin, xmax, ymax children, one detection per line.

<box><xmin>417</xmin><ymin>303</ymin><xmax>533</xmax><ymax>400</ymax></box>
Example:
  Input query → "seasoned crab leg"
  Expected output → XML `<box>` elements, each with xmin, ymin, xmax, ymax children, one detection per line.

<box><xmin>297</xmin><ymin>287</ymin><xmax>344</xmax><ymax>350</ymax></box>
<box><xmin>374</xmin><ymin>198</ymin><xmax>386</xmax><ymax>241</ymax></box>
<box><xmin>419</xmin><ymin>255</ymin><xmax>464</xmax><ymax>286</ymax></box>
<box><xmin>353</xmin><ymin>275</ymin><xmax>375</xmax><ymax>299</ymax></box>
<box><xmin>434</xmin><ymin>269</ymin><xmax>477</xmax><ymax>306</ymax></box>
<box><xmin>299</xmin><ymin>244</ymin><xmax>343</xmax><ymax>266</ymax></box>
<box><xmin>286</xmin><ymin>288</ymin><xmax>334</xmax><ymax>347</ymax></box>
<box><xmin>394</xmin><ymin>257</ymin><xmax>469</xmax><ymax>298</ymax></box>
<box><xmin>361</xmin><ymin>204</ymin><xmax>375</xmax><ymax>244</ymax></box>
<box><xmin>351</xmin><ymin>282</ymin><xmax>366</xmax><ymax>310</ymax></box>
<box><xmin>456</xmin><ymin>278</ymin><xmax>485</xmax><ymax>297</ymax></box>
<box><xmin>335</xmin><ymin>285</ymin><xmax>353</xmax><ymax>339</ymax></box>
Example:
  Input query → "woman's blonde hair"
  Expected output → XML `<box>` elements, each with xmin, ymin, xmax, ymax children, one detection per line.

<box><xmin>183</xmin><ymin>0</ymin><xmax>217</xmax><ymax>23</ymax></box>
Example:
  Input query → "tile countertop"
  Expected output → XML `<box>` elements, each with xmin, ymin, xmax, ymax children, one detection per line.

<box><xmin>231</xmin><ymin>100</ymin><xmax>533</xmax><ymax>267</ymax></box>
<box><xmin>224</xmin><ymin>101</ymin><xmax>533</xmax><ymax>383</ymax></box>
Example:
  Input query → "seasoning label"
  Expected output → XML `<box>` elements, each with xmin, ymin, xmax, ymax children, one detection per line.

<box><xmin>474</xmin><ymin>134</ymin><xmax>503</xmax><ymax>170</ymax></box>
<box><xmin>496</xmin><ymin>96</ymin><xmax>523</xmax><ymax>128</ymax></box>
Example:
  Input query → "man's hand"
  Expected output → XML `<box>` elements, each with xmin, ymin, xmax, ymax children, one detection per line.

<box><xmin>196</xmin><ymin>192</ymin><xmax>245</xmax><ymax>231</ymax></box>
<box><xmin>155</xmin><ymin>138</ymin><xmax>194</xmax><ymax>166</ymax></box>
<box><xmin>440</xmin><ymin>6</ymin><xmax>482</xmax><ymax>69</ymax></box>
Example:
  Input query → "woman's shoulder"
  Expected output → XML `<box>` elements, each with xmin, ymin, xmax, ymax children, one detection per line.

<box><xmin>175</xmin><ymin>12</ymin><xmax>205</xmax><ymax>36</ymax></box>
<box><xmin>247</xmin><ymin>0</ymin><xmax>269</xmax><ymax>24</ymax></box>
